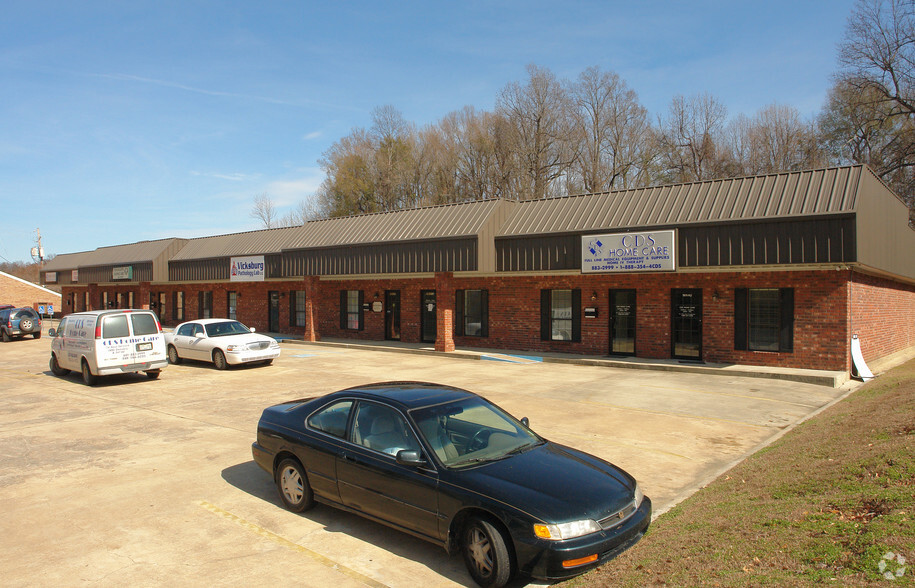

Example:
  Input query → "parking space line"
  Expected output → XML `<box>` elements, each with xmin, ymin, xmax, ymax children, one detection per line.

<box><xmin>198</xmin><ymin>501</ymin><xmax>389</xmax><ymax>588</ymax></box>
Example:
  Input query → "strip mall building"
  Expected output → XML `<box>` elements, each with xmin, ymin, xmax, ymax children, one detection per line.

<box><xmin>42</xmin><ymin>165</ymin><xmax>915</xmax><ymax>375</ymax></box>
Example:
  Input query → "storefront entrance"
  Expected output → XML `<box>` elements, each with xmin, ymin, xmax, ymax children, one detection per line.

<box><xmin>268</xmin><ymin>291</ymin><xmax>280</xmax><ymax>332</ymax></box>
<box><xmin>671</xmin><ymin>289</ymin><xmax>702</xmax><ymax>360</ymax></box>
<box><xmin>420</xmin><ymin>290</ymin><xmax>436</xmax><ymax>343</ymax></box>
<box><xmin>609</xmin><ymin>289</ymin><xmax>636</xmax><ymax>355</ymax></box>
<box><xmin>385</xmin><ymin>290</ymin><xmax>401</xmax><ymax>341</ymax></box>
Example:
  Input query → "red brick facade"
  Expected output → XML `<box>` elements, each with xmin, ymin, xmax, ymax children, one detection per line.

<box><xmin>57</xmin><ymin>267</ymin><xmax>915</xmax><ymax>373</ymax></box>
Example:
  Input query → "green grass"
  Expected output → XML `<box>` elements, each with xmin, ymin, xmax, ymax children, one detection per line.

<box><xmin>569</xmin><ymin>358</ymin><xmax>915</xmax><ymax>587</ymax></box>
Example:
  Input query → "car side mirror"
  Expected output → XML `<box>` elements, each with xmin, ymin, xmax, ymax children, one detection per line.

<box><xmin>396</xmin><ymin>450</ymin><xmax>428</xmax><ymax>468</ymax></box>
<box><xmin>195</xmin><ymin>332</ymin><xmax>205</xmax><ymax>339</ymax></box>
<box><xmin>521</xmin><ymin>417</ymin><xmax>530</xmax><ymax>428</ymax></box>
<box><xmin>48</xmin><ymin>328</ymin><xmax>56</xmax><ymax>337</ymax></box>
<box><xmin>249</xmin><ymin>327</ymin><xmax>256</xmax><ymax>333</ymax></box>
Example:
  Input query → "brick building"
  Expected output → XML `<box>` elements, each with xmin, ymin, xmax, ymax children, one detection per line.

<box><xmin>42</xmin><ymin>165</ymin><xmax>915</xmax><ymax>375</ymax></box>
<box><xmin>0</xmin><ymin>270</ymin><xmax>61</xmax><ymax>312</ymax></box>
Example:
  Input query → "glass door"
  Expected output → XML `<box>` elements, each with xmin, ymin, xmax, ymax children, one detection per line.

<box><xmin>671</xmin><ymin>289</ymin><xmax>702</xmax><ymax>360</ymax></box>
<box><xmin>420</xmin><ymin>290</ymin><xmax>436</xmax><ymax>343</ymax></box>
<box><xmin>609</xmin><ymin>289</ymin><xmax>636</xmax><ymax>355</ymax></box>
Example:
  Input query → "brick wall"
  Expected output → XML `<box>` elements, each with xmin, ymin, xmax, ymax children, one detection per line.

<box><xmin>57</xmin><ymin>267</ymin><xmax>915</xmax><ymax>372</ymax></box>
<box><xmin>0</xmin><ymin>272</ymin><xmax>61</xmax><ymax>311</ymax></box>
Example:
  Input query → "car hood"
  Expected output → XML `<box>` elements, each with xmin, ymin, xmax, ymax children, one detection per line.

<box><xmin>218</xmin><ymin>333</ymin><xmax>276</xmax><ymax>344</ymax></box>
<box><xmin>452</xmin><ymin>442</ymin><xmax>637</xmax><ymax>523</ymax></box>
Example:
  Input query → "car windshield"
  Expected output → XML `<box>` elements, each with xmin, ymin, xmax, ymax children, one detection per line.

<box><xmin>204</xmin><ymin>321</ymin><xmax>251</xmax><ymax>337</ymax></box>
<box><xmin>411</xmin><ymin>396</ymin><xmax>542</xmax><ymax>468</ymax></box>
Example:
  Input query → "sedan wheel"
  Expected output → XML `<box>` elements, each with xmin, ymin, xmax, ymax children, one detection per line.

<box><xmin>462</xmin><ymin>516</ymin><xmax>512</xmax><ymax>588</ymax></box>
<box><xmin>167</xmin><ymin>345</ymin><xmax>181</xmax><ymax>365</ymax></box>
<box><xmin>213</xmin><ymin>349</ymin><xmax>228</xmax><ymax>370</ymax></box>
<box><xmin>275</xmin><ymin>458</ymin><xmax>314</xmax><ymax>512</ymax></box>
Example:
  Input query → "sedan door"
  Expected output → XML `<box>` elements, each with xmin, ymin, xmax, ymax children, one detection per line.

<box><xmin>336</xmin><ymin>402</ymin><xmax>442</xmax><ymax>542</ymax></box>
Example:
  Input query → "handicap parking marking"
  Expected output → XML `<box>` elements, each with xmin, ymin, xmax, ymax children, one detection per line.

<box><xmin>481</xmin><ymin>353</ymin><xmax>543</xmax><ymax>364</ymax></box>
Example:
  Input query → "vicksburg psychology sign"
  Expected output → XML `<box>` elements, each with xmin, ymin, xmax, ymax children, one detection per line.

<box><xmin>582</xmin><ymin>230</ymin><xmax>676</xmax><ymax>273</ymax></box>
<box><xmin>231</xmin><ymin>255</ymin><xmax>266</xmax><ymax>282</ymax></box>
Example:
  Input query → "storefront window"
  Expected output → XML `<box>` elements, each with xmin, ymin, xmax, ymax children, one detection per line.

<box><xmin>294</xmin><ymin>291</ymin><xmax>306</xmax><ymax>327</ymax></box>
<box><xmin>340</xmin><ymin>290</ymin><xmax>363</xmax><ymax>331</ymax></box>
<box><xmin>735</xmin><ymin>288</ymin><xmax>793</xmax><ymax>352</ymax></box>
<box><xmin>227</xmin><ymin>292</ymin><xmax>237</xmax><ymax>320</ymax></box>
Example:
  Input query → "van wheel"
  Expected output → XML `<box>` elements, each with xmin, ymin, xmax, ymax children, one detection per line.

<box><xmin>50</xmin><ymin>355</ymin><xmax>70</xmax><ymax>377</ymax></box>
<box><xmin>213</xmin><ymin>349</ymin><xmax>228</xmax><ymax>370</ymax></box>
<box><xmin>81</xmin><ymin>361</ymin><xmax>98</xmax><ymax>386</ymax></box>
<box><xmin>145</xmin><ymin>370</ymin><xmax>161</xmax><ymax>380</ymax></box>
<box><xmin>167</xmin><ymin>345</ymin><xmax>181</xmax><ymax>365</ymax></box>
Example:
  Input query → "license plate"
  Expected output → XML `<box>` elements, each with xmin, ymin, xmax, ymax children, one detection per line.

<box><xmin>136</xmin><ymin>342</ymin><xmax>153</xmax><ymax>351</ymax></box>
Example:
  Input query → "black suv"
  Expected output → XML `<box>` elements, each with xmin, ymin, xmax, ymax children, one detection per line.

<box><xmin>0</xmin><ymin>307</ymin><xmax>42</xmax><ymax>341</ymax></box>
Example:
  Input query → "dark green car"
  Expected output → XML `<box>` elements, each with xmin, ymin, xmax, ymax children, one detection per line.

<box><xmin>0</xmin><ymin>307</ymin><xmax>42</xmax><ymax>342</ymax></box>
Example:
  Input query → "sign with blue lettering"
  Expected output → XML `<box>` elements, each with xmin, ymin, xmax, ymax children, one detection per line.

<box><xmin>582</xmin><ymin>230</ymin><xmax>676</xmax><ymax>273</ymax></box>
<box><xmin>230</xmin><ymin>255</ymin><xmax>266</xmax><ymax>282</ymax></box>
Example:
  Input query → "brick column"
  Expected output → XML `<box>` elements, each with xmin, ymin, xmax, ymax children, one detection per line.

<box><xmin>435</xmin><ymin>272</ymin><xmax>455</xmax><ymax>352</ymax></box>
<box><xmin>304</xmin><ymin>276</ymin><xmax>319</xmax><ymax>342</ymax></box>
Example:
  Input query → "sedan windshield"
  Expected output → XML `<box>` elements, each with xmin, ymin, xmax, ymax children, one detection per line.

<box><xmin>411</xmin><ymin>397</ymin><xmax>542</xmax><ymax>468</ymax></box>
<box><xmin>204</xmin><ymin>321</ymin><xmax>252</xmax><ymax>337</ymax></box>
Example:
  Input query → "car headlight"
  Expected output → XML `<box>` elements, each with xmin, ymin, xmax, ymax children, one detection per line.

<box><xmin>634</xmin><ymin>482</ymin><xmax>644</xmax><ymax>508</ymax></box>
<box><xmin>533</xmin><ymin>519</ymin><xmax>602</xmax><ymax>541</ymax></box>
<box><xmin>226</xmin><ymin>345</ymin><xmax>240</xmax><ymax>352</ymax></box>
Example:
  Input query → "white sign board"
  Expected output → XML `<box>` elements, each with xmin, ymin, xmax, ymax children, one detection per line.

<box><xmin>71</xmin><ymin>270</ymin><xmax>79</xmax><ymax>282</ymax></box>
<box><xmin>582</xmin><ymin>230</ymin><xmax>676</xmax><ymax>273</ymax></box>
<box><xmin>231</xmin><ymin>255</ymin><xmax>266</xmax><ymax>282</ymax></box>
<box><xmin>45</xmin><ymin>272</ymin><xmax>57</xmax><ymax>283</ymax></box>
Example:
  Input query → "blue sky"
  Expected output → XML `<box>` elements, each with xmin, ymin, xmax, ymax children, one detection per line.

<box><xmin>1</xmin><ymin>0</ymin><xmax>857</xmax><ymax>263</ymax></box>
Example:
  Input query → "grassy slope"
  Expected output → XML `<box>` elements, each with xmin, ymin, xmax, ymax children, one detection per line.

<box><xmin>572</xmin><ymin>359</ymin><xmax>915</xmax><ymax>586</ymax></box>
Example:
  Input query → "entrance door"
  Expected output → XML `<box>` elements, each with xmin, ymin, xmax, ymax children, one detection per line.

<box><xmin>609</xmin><ymin>289</ymin><xmax>636</xmax><ymax>355</ymax></box>
<box><xmin>671</xmin><ymin>289</ymin><xmax>702</xmax><ymax>360</ymax></box>
<box><xmin>268</xmin><ymin>291</ymin><xmax>280</xmax><ymax>332</ymax></box>
<box><xmin>420</xmin><ymin>290</ymin><xmax>436</xmax><ymax>343</ymax></box>
<box><xmin>385</xmin><ymin>290</ymin><xmax>401</xmax><ymax>341</ymax></box>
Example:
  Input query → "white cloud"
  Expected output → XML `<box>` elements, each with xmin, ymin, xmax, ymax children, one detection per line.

<box><xmin>190</xmin><ymin>170</ymin><xmax>261</xmax><ymax>182</ymax></box>
<box><xmin>303</xmin><ymin>131</ymin><xmax>322</xmax><ymax>140</ymax></box>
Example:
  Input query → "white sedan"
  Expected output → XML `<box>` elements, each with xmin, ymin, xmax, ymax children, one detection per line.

<box><xmin>164</xmin><ymin>319</ymin><xmax>281</xmax><ymax>369</ymax></box>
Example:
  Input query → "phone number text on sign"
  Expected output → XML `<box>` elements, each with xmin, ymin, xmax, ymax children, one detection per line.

<box><xmin>581</xmin><ymin>230</ymin><xmax>676</xmax><ymax>273</ymax></box>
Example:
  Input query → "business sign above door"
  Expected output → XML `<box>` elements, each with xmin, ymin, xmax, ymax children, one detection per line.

<box><xmin>112</xmin><ymin>266</ymin><xmax>133</xmax><ymax>280</ymax></box>
<box><xmin>230</xmin><ymin>255</ymin><xmax>266</xmax><ymax>282</ymax></box>
<box><xmin>582</xmin><ymin>230</ymin><xmax>676</xmax><ymax>273</ymax></box>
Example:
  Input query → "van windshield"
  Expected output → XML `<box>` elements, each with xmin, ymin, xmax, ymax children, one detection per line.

<box><xmin>131</xmin><ymin>313</ymin><xmax>159</xmax><ymax>336</ymax></box>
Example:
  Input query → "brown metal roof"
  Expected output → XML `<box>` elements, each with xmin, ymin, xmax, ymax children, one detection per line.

<box><xmin>169</xmin><ymin>200</ymin><xmax>506</xmax><ymax>262</ymax></box>
<box><xmin>497</xmin><ymin>166</ymin><xmax>865</xmax><ymax>237</ymax></box>
<box><xmin>42</xmin><ymin>239</ymin><xmax>182</xmax><ymax>270</ymax></box>
<box><xmin>282</xmin><ymin>199</ymin><xmax>507</xmax><ymax>251</ymax></box>
<box><xmin>169</xmin><ymin>226</ymin><xmax>299</xmax><ymax>261</ymax></box>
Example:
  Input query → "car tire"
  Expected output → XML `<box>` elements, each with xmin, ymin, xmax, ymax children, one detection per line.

<box><xmin>167</xmin><ymin>345</ymin><xmax>181</xmax><ymax>365</ymax></box>
<box><xmin>49</xmin><ymin>354</ymin><xmax>70</xmax><ymax>377</ymax></box>
<box><xmin>213</xmin><ymin>349</ymin><xmax>228</xmax><ymax>370</ymax></box>
<box><xmin>275</xmin><ymin>458</ymin><xmax>314</xmax><ymax>513</ymax></box>
<box><xmin>1</xmin><ymin>329</ymin><xmax>10</xmax><ymax>342</ymax></box>
<box><xmin>81</xmin><ymin>361</ymin><xmax>98</xmax><ymax>386</ymax></box>
<box><xmin>34</xmin><ymin>331</ymin><xmax>41</xmax><ymax>339</ymax></box>
<box><xmin>145</xmin><ymin>370</ymin><xmax>160</xmax><ymax>380</ymax></box>
<box><xmin>462</xmin><ymin>516</ymin><xmax>513</xmax><ymax>588</ymax></box>
<box><xmin>263</xmin><ymin>359</ymin><xmax>273</xmax><ymax>366</ymax></box>
<box><xmin>19</xmin><ymin>318</ymin><xmax>33</xmax><ymax>332</ymax></box>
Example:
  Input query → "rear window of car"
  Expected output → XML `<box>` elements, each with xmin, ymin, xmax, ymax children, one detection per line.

<box><xmin>131</xmin><ymin>313</ymin><xmax>159</xmax><ymax>336</ymax></box>
<box><xmin>101</xmin><ymin>315</ymin><xmax>130</xmax><ymax>338</ymax></box>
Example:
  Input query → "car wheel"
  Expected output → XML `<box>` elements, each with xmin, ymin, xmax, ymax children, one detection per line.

<box><xmin>19</xmin><ymin>318</ymin><xmax>33</xmax><ymax>332</ymax></box>
<box><xmin>213</xmin><ymin>349</ymin><xmax>228</xmax><ymax>370</ymax></box>
<box><xmin>81</xmin><ymin>361</ymin><xmax>97</xmax><ymax>386</ymax></box>
<box><xmin>1</xmin><ymin>329</ymin><xmax>10</xmax><ymax>342</ymax></box>
<box><xmin>145</xmin><ymin>370</ymin><xmax>160</xmax><ymax>380</ymax></box>
<box><xmin>49</xmin><ymin>354</ymin><xmax>70</xmax><ymax>377</ymax></box>
<box><xmin>167</xmin><ymin>345</ymin><xmax>181</xmax><ymax>365</ymax></box>
<box><xmin>462</xmin><ymin>516</ymin><xmax>513</xmax><ymax>588</ymax></box>
<box><xmin>34</xmin><ymin>331</ymin><xmax>41</xmax><ymax>339</ymax></box>
<box><xmin>275</xmin><ymin>458</ymin><xmax>314</xmax><ymax>512</ymax></box>
<box><xmin>263</xmin><ymin>359</ymin><xmax>273</xmax><ymax>366</ymax></box>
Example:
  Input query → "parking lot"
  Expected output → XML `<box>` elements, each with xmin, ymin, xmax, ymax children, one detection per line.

<box><xmin>1</xmin><ymin>335</ymin><xmax>854</xmax><ymax>587</ymax></box>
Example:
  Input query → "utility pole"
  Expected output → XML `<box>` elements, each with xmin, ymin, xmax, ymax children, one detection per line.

<box><xmin>31</xmin><ymin>228</ymin><xmax>45</xmax><ymax>269</ymax></box>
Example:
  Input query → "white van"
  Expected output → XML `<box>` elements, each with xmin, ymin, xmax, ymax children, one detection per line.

<box><xmin>49</xmin><ymin>309</ymin><xmax>168</xmax><ymax>386</ymax></box>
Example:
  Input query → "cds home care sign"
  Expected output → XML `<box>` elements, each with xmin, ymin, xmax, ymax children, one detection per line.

<box><xmin>231</xmin><ymin>256</ymin><xmax>266</xmax><ymax>282</ymax></box>
<box><xmin>582</xmin><ymin>230</ymin><xmax>675</xmax><ymax>273</ymax></box>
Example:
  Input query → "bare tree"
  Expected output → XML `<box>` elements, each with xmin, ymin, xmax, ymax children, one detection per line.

<box><xmin>250</xmin><ymin>193</ymin><xmax>278</xmax><ymax>229</ymax></box>
<box><xmin>497</xmin><ymin>64</ymin><xmax>575</xmax><ymax>199</ymax></box>
<box><xmin>568</xmin><ymin>66</ymin><xmax>655</xmax><ymax>192</ymax></box>
<box><xmin>657</xmin><ymin>93</ymin><xmax>729</xmax><ymax>182</ymax></box>
<box><xmin>725</xmin><ymin>104</ymin><xmax>824</xmax><ymax>176</ymax></box>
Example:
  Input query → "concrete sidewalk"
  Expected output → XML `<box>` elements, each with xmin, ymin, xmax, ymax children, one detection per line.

<box><xmin>273</xmin><ymin>335</ymin><xmax>851</xmax><ymax>387</ymax></box>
